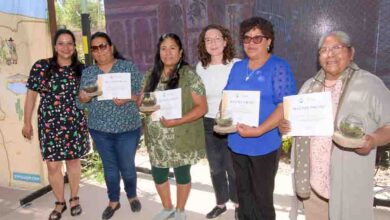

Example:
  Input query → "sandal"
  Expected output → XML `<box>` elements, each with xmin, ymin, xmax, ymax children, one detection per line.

<box><xmin>48</xmin><ymin>201</ymin><xmax>67</xmax><ymax>220</ymax></box>
<box><xmin>69</xmin><ymin>196</ymin><xmax>82</xmax><ymax>216</ymax></box>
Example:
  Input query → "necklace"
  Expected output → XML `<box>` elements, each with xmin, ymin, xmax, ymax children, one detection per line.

<box><xmin>245</xmin><ymin>67</ymin><xmax>257</xmax><ymax>81</ymax></box>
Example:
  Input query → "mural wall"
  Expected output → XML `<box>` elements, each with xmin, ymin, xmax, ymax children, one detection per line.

<box><xmin>0</xmin><ymin>0</ymin><xmax>52</xmax><ymax>189</ymax></box>
<box><xmin>105</xmin><ymin>0</ymin><xmax>390</xmax><ymax>87</ymax></box>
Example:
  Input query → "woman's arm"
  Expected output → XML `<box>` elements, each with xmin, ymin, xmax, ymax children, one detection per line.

<box><xmin>237</xmin><ymin>103</ymin><xmax>284</xmax><ymax>137</ymax></box>
<box><xmin>356</xmin><ymin>125</ymin><xmax>390</xmax><ymax>155</ymax></box>
<box><xmin>22</xmin><ymin>89</ymin><xmax>38</xmax><ymax>139</ymax></box>
<box><xmin>160</xmin><ymin>91</ymin><xmax>207</xmax><ymax>128</ymax></box>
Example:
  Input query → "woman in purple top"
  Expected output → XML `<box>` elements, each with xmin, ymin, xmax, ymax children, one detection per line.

<box><xmin>224</xmin><ymin>17</ymin><xmax>296</xmax><ymax>220</ymax></box>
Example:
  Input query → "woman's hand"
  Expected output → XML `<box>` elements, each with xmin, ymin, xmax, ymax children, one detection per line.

<box><xmin>279</xmin><ymin>119</ymin><xmax>291</xmax><ymax>135</ymax></box>
<box><xmin>355</xmin><ymin>134</ymin><xmax>376</xmax><ymax>155</ymax></box>
<box><xmin>22</xmin><ymin>123</ymin><xmax>33</xmax><ymax>140</ymax></box>
<box><xmin>78</xmin><ymin>90</ymin><xmax>92</xmax><ymax>103</ymax></box>
<box><xmin>236</xmin><ymin>123</ymin><xmax>262</xmax><ymax>137</ymax></box>
<box><xmin>113</xmin><ymin>98</ymin><xmax>130</xmax><ymax>106</ymax></box>
<box><xmin>160</xmin><ymin>116</ymin><xmax>180</xmax><ymax>128</ymax></box>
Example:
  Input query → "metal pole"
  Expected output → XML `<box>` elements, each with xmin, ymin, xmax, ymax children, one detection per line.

<box><xmin>81</xmin><ymin>0</ymin><xmax>92</xmax><ymax>65</ymax></box>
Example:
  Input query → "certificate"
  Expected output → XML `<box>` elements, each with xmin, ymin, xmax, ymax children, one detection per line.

<box><xmin>151</xmin><ymin>88</ymin><xmax>182</xmax><ymax>121</ymax></box>
<box><xmin>221</xmin><ymin>90</ymin><xmax>260</xmax><ymax>127</ymax></box>
<box><xmin>97</xmin><ymin>73</ymin><xmax>131</xmax><ymax>101</ymax></box>
<box><xmin>283</xmin><ymin>92</ymin><xmax>334</xmax><ymax>136</ymax></box>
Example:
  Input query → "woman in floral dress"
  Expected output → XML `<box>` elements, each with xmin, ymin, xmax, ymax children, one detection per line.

<box><xmin>22</xmin><ymin>29</ymin><xmax>90</xmax><ymax>220</ymax></box>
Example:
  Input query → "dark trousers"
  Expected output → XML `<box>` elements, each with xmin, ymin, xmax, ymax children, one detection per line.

<box><xmin>231</xmin><ymin>150</ymin><xmax>278</xmax><ymax>220</ymax></box>
<box><xmin>204</xmin><ymin>117</ymin><xmax>238</xmax><ymax>205</ymax></box>
<box><xmin>89</xmin><ymin>128</ymin><xmax>141</xmax><ymax>202</ymax></box>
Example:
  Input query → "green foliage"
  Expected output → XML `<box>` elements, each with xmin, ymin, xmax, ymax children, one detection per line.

<box><xmin>281</xmin><ymin>136</ymin><xmax>292</xmax><ymax>154</ymax></box>
<box><xmin>81</xmin><ymin>149</ymin><xmax>105</xmax><ymax>183</ymax></box>
<box><xmin>55</xmin><ymin>0</ymin><xmax>105</xmax><ymax>31</ymax></box>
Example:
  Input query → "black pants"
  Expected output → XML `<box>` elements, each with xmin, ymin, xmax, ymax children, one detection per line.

<box><xmin>204</xmin><ymin>117</ymin><xmax>238</xmax><ymax>204</ymax></box>
<box><xmin>231</xmin><ymin>150</ymin><xmax>278</xmax><ymax>220</ymax></box>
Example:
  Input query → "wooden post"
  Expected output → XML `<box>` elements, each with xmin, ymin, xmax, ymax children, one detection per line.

<box><xmin>47</xmin><ymin>0</ymin><xmax>57</xmax><ymax>44</ymax></box>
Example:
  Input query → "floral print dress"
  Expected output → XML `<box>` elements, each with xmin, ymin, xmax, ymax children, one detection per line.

<box><xmin>26</xmin><ymin>59</ymin><xmax>90</xmax><ymax>161</ymax></box>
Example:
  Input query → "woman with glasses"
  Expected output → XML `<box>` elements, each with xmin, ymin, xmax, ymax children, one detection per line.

<box><xmin>224</xmin><ymin>17</ymin><xmax>296</xmax><ymax>220</ymax></box>
<box><xmin>279</xmin><ymin>31</ymin><xmax>390</xmax><ymax>220</ymax></box>
<box><xmin>142</xmin><ymin>33</ymin><xmax>207</xmax><ymax>220</ymax></box>
<box><xmin>78</xmin><ymin>32</ymin><xmax>143</xmax><ymax>220</ymax></box>
<box><xmin>196</xmin><ymin>24</ymin><xmax>239</xmax><ymax>219</ymax></box>
<box><xmin>22</xmin><ymin>29</ymin><xmax>90</xmax><ymax>220</ymax></box>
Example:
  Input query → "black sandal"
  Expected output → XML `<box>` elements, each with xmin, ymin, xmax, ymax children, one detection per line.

<box><xmin>48</xmin><ymin>201</ymin><xmax>67</xmax><ymax>220</ymax></box>
<box><xmin>69</xmin><ymin>196</ymin><xmax>82</xmax><ymax>216</ymax></box>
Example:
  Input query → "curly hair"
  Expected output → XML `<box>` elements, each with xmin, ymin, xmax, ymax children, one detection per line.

<box><xmin>239</xmin><ymin>17</ymin><xmax>274</xmax><ymax>53</ymax></box>
<box><xmin>197</xmin><ymin>24</ymin><xmax>235</xmax><ymax>68</ymax></box>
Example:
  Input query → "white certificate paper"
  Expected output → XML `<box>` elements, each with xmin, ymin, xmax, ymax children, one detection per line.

<box><xmin>97</xmin><ymin>73</ymin><xmax>131</xmax><ymax>101</ymax></box>
<box><xmin>283</xmin><ymin>92</ymin><xmax>334</xmax><ymax>136</ymax></box>
<box><xmin>221</xmin><ymin>90</ymin><xmax>260</xmax><ymax>127</ymax></box>
<box><xmin>151</xmin><ymin>88</ymin><xmax>182</xmax><ymax>121</ymax></box>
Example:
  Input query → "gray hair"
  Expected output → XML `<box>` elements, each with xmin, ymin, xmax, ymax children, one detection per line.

<box><xmin>318</xmin><ymin>31</ymin><xmax>352</xmax><ymax>48</ymax></box>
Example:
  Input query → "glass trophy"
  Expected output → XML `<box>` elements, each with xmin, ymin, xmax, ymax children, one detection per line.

<box><xmin>139</xmin><ymin>92</ymin><xmax>159</xmax><ymax>113</ymax></box>
<box><xmin>333</xmin><ymin>114</ymin><xmax>365</xmax><ymax>148</ymax></box>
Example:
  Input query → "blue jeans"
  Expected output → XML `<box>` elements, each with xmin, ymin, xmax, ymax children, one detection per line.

<box><xmin>89</xmin><ymin>128</ymin><xmax>141</xmax><ymax>202</ymax></box>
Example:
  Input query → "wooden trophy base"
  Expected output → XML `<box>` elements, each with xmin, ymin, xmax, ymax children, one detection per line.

<box><xmin>213</xmin><ymin>124</ymin><xmax>236</xmax><ymax>134</ymax></box>
<box><xmin>332</xmin><ymin>131</ymin><xmax>364</xmax><ymax>148</ymax></box>
<box><xmin>139</xmin><ymin>105</ymin><xmax>160</xmax><ymax>114</ymax></box>
<box><xmin>86</xmin><ymin>91</ymin><xmax>102</xmax><ymax>97</ymax></box>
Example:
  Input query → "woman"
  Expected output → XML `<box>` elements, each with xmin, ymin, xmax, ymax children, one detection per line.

<box><xmin>280</xmin><ymin>31</ymin><xmax>390</xmax><ymax>220</ymax></box>
<box><xmin>22</xmin><ymin>29</ymin><xmax>90</xmax><ymax>220</ymax></box>
<box><xmin>196</xmin><ymin>24</ymin><xmax>239</xmax><ymax>219</ymax></box>
<box><xmin>142</xmin><ymin>33</ymin><xmax>207</xmax><ymax>220</ymax></box>
<box><xmin>78</xmin><ymin>32</ymin><xmax>143</xmax><ymax>220</ymax></box>
<box><xmin>224</xmin><ymin>17</ymin><xmax>296</xmax><ymax>220</ymax></box>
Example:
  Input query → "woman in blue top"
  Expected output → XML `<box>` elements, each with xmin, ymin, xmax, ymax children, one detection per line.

<box><xmin>78</xmin><ymin>32</ymin><xmax>143</xmax><ymax>220</ymax></box>
<box><xmin>224</xmin><ymin>17</ymin><xmax>296</xmax><ymax>220</ymax></box>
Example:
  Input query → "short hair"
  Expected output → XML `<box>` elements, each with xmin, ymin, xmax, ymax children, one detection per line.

<box><xmin>239</xmin><ymin>16</ymin><xmax>274</xmax><ymax>53</ymax></box>
<box><xmin>197</xmin><ymin>24</ymin><xmax>235</xmax><ymax>68</ymax></box>
<box><xmin>318</xmin><ymin>31</ymin><xmax>352</xmax><ymax>48</ymax></box>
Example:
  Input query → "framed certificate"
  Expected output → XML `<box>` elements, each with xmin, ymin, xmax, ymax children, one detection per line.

<box><xmin>97</xmin><ymin>73</ymin><xmax>131</xmax><ymax>101</ymax></box>
<box><xmin>221</xmin><ymin>90</ymin><xmax>260</xmax><ymax>127</ymax></box>
<box><xmin>283</xmin><ymin>92</ymin><xmax>334</xmax><ymax>136</ymax></box>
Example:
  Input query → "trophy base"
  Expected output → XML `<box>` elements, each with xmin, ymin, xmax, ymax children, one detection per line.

<box><xmin>139</xmin><ymin>105</ymin><xmax>160</xmax><ymax>113</ymax></box>
<box><xmin>332</xmin><ymin>131</ymin><xmax>364</xmax><ymax>149</ymax></box>
<box><xmin>213</xmin><ymin>124</ymin><xmax>236</xmax><ymax>134</ymax></box>
<box><xmin>86</xmin><ymin>91</ymin><xmax>102</xmax><ymax>97</ymax></box>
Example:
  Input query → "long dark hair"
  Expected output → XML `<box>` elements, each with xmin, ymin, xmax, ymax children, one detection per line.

<box><xmin>144</xmin><ymin>33</ymin><xmax>188</xmax><ymax>92</ymax></box>
<box><xmin>90</xmin><ymin>32</ymin><xmax>125</xmax><ymax>60</ymax></box>
<box><xmin>45</xmin><ymin>29</ymin><xmax>83</xmax><ymax>78</ymax></box>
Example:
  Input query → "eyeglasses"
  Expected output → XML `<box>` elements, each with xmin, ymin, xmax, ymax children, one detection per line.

<box><xmin>242</xmin><ymin>35</ymin><xmax>267</xmax><ymax>44</ymax></box>
<box><xmin>91</xmin><ymin>43</ymin><xmax>108</xmax><ymax>53</ymax></box>
<box><xmin>205</xmin><ymin>36</ymin><xmax>224</xmax><ymax>44</ymax></box>
<box><xmin>319</xmin><ymin>45</ymin><xmax>348</xmax><ymax>55</ymax></box>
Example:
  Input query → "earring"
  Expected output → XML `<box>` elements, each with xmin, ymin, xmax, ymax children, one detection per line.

<box><xmin>267</xmin><ymin>46</ymin><xmax>270</xmax><ymax>52</ymax></box>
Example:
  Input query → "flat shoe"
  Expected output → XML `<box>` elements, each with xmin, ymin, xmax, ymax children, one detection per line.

<box><xmin>206</xmin><ymin>206</ymin><xmax>226</xmax><ymax>219</ymax></box>
<box><xmin>49</xmin><ymin>201</ymin><xmax>67</xmax><ymax>220</ymax></box>
<box><xmin>153</xmin><ymin>208</ymin><xmax>175</xmax><ymax>220</ymax></box>
<box><xmin>130</xmin><ymin>199</ymin><xmax>142</xmax><ymax>212</ymax></box>
<box><xmin>102</xmin><ymin>203</ymin><xmax>120</xmax><ymax>220</ymax></box>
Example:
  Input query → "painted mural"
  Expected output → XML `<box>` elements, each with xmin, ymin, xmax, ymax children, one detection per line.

<box><xmin>0</xmin><ymin>0</ymin><xmax>52</xmax><ymax>189</ymax></box>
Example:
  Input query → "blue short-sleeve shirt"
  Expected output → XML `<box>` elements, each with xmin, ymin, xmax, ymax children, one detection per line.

<box><xmin>224</xmin><ymin>55</ymin><xmax>296</xmax><ymax>156</ymax></box>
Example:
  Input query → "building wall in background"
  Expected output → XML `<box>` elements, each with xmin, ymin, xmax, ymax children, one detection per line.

<box><xmin>105</xmin><ymin>0</ymin><xmax>389</xmax><ymax>87</ymax></box>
